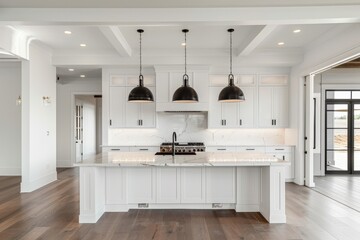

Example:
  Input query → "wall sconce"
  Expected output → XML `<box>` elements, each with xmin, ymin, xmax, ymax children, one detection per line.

<box><xmin>43</xmin><ymin>96</ymin><xmax>51</xmax><ymax>106</ymax></box>
<box><xmin>16</xmin><ymin>96</ymin><xmax>22</xmax><ymax>106</ymax></box>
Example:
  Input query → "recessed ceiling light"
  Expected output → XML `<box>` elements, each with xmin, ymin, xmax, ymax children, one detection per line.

<box><xmin>80</xmin><ymin>43</ymin><xmax>87</xmax><ymax>47</ymax></box>
<box><xmin>181</xmin><ymin>42</ymin><xmax>186</xmax><ymax>46</ymax></box>
<box><xmin>278</xmin><ymin>42</ymin><xmax>285</xmax><ymax>46</ymax></box>
<box><xmin>64</xmin><ymin>30</ymin><xmax>72</xmax><ymax>35</ymax></box>
<box><xmin>80</xmin><ymin>75</ymin><xmax>85</xmax><ymax>78</ymax></box>
<box><xmin>293</xmin><ymin>29</ymin><xmax>301</xmax><ymax>33</ymax></box>
<box><xmin>68</xmin><ymin>68</ymin><xmax>74</xmax><ymax>71</ymax></box>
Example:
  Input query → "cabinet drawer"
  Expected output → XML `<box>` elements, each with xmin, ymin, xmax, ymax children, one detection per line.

<box><xmin>102</xmin><ymin>146</ymin><xmax>130</xmax><ymax>152</ymax></box>
<box><xmin>206</xmin><ymin>146</ymin><xmax>237</xmax><ymax>152</ymax></box>
<box><xmin>265</xmin><ymin>146</ymin><xmax>291</xmax><ymax>153</ymax></box>
<box><xmin>129</xmin><ymin>146</ymin><xmax>159</xmax><ymax>152</ymax></box>
<box><xmin>237</xmin><ymin>146</ymin><xmax>265</xmax><ymax>153</ymax></box>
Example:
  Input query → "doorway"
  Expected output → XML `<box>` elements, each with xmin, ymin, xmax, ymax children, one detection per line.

<box><xmin>325</xmin><ymin>90</ymin><xmax>360</xmax><ymax>174</ymax></box>
<box><xmin>74</xmin><ymin>95</ymin><xmax>102</xmax><ymax>162</ymax></box>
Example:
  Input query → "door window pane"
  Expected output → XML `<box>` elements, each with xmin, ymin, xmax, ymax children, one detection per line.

<box><xmin>354</xmin><ymin>151</ymin><xmax>360</xmax><ymax>171</ymax></box>
<box><xmin>326</xmin><ymin>108</ymin><xmax>348</xmax><ymax>129</ymax></box>
<box><xmin>326</xmin><ymin>150</ymin><xmax>348</xmax><ymax>171</ymax></box>
<box><xmin>326</xmin><ymin>91</ymin><xmax>351</xmax><ymax>99</ymax></box>
<box><xmin>327</xmin><ymin>129</ymin><xmax>348</xmax><ymax>150</ymax></box>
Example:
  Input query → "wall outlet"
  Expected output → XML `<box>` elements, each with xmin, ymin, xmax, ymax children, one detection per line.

<box><xmin>212</xmin><ymin>203</ymin><xmax>223</xmax><ymax>208</ymax></box>
<box><xmin>138</xmin><ymin>203</ymin><xmax>149</xmax><ymax>208</ymax></box>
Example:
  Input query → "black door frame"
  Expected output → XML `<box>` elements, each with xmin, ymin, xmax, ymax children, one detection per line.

<box><xmin>325</xmin><ymin>90</ymin><xmax>360</xmax><ymax>174</ymax></box>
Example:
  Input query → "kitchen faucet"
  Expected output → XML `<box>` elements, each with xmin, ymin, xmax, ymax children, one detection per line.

<box><xmin>172</xmin><ymin>131</ymin><xmax>177</xmax><ymax>156</ymax></box>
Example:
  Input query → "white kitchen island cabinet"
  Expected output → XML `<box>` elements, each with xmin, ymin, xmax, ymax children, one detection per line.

<box><xmin>76</xmin><ymin>152</ymin><xmax>288</xmax><ymax>224</ymax></box>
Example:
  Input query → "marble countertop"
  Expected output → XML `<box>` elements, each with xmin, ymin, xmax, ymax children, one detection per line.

<box><xmin>75</xmin><ymin>152</ymin><xmax>290</xmax><ymax>167</ymax></box>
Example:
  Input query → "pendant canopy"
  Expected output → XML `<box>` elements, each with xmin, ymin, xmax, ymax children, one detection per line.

<box><xmin>218</xmin><ymin>29</ymin><xmax>245</xmax><ymax>102</ymax></box>
<box><xmin>128</xmin><ymin>29</ymin><xmax>154</xmax><ymax>102</ymax></box>
<box><xmin>172</xmin><ymin>29</ymin><xmax>199</xmax><ymax>103</ymax></box>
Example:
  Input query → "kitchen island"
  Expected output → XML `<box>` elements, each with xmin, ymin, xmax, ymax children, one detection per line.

<box><xmin>75</xmin><ymin>152</ymin><xmax>289</xmax><ymax>224</ymax></box>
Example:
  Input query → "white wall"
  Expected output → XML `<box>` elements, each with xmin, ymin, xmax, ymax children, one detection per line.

<box><xmin>21</xmin><ymin>43</ymin><xmax>57</xmax><ymax>192</ymax></box>
<box><xmin>287</xmin><ymin>24</ymin><xmax>360</xmax><ymax>185</ymax></box>
<box><xmin>56</xmin><ymin>77</ymin><xmax>101</xmax><ymax>167</ymax></box>
<box><xmin>0</xmin><ymin>62</ymin><xmax>21</xmax><ymax>175</ymax></box>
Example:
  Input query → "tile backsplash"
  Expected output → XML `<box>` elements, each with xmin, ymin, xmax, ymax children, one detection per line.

<box><xmin>108</xmin><ymin>112</ymin><xmax>285</xmax><ymax>146</ymax></box>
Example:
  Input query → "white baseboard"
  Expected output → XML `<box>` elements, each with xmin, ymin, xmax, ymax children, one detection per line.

<box><xmin>57</xmin><ymin>160</ymin><xmax>73</xmax><ymax>168</ymax></box>
<box><xmin>0</xmin><ymin>167</ymin><xmax>21</xmax><ymax>176</ymax></box>
<box><xmin>236</xmin><ymin>204</ymin><xmax>260</xmax><ymax>212</ymax></box>
<box><xmin>21</xmin><ymin>171</ymin><xmax>57</xmax><ymax>192</ymax></box>
<box><xmin>79</xmin><ymin>210</ymin><xmax>104</xmax><ymax>223</ymax></box>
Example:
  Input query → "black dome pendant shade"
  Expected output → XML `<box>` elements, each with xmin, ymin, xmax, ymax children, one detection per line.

<box><xmin>128</xmin><ymin>29</ymin><xmax>154</xmax><ymax>102</ymax></box>
<box><xmin>218</xmin><ymin>29</ymin><xmax>245</xmax><ymax>102</ymax></box>
<box><xmin>173</xmin><ymin>29</ymin><xmax>199</xmax><ymax>103</ymax></box>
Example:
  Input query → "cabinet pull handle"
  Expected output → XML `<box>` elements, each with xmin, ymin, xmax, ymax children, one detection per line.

<box><xmin>240</xmin><ymin>119</ymin><xmax>242</xmax><ymax>125</ymax></box>
<box><xmin>221</xmin><ymin>120</ymin><xmax>224</xmax><ymax>126</ymax></box>
<box><xmin>139</xmin><ymin>149</ymin><xmax>148</xmax><ymax>151</ymax></box>
<box><xmin>111</xmin><ymin>149</ymin><xmax>120</xmax><ymax>151</ymax></box>
<box><xmin>271</xmin><ymin>119</ymin><xmax>274</xmax><ymax>125</ymax></box>
<box><xmin>110</xmin><ymin>119</ymin><xmax>112</xmax><ymax>126</ymax></box>
<box><xmin>275</xmin><ymin>148</ymin><xmax>285</xmax><ymax>151</ymax></box>
<box><xmin>275</xmin><ymin>119</ymin><xmax>277</xmax><ymax>125</ymax></box>
<box><xmin>282</xmin><ymin>156</ymin><xmax>285</xmax><ymax>160</ymax></box>
<box><xmin>217</xmin><ymin>148</ymin><xmax>226</xmax><ymax>151</ymax></box>
<box><xmin>224</xmin><ymin>119</ymin><xmax>227</xmax><ymax>126</ymax></box>
<box><xmin>246</xmin><ymin>148</ymin><xmax>255</xmax><ymax>151</ymax></box>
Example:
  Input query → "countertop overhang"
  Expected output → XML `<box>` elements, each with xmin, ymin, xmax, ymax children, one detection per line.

<box><xmin>75</xmin><ymin>152</ymin><xmax>290</xmax><ymax>167</ymax></box>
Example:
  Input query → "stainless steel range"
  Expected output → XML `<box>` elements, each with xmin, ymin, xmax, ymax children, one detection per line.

<box><xmin>160</xmin><ymin>142</ymin><xmax>205</xmax><ymax>153</ymax></box>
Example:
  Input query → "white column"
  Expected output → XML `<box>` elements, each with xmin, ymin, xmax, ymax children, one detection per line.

<box><xmin>79</xmin><ymin>167</ymin><xmax>106</xmax><ymax>223</ymax></box>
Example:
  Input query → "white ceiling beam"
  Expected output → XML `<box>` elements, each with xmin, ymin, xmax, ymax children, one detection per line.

<box><xmin>1</xmin><ymin>6</ymin><xmax>360</xmax><ymax>25</ymax></box>
<box><xmin>238</xmin><ymin>25</ymin><xmax>277</xmax><ymax>56</ymax></box>
<box><xmin>98</xmin><ymin>26</ymin><xmax>132</xmax><ymax>57</ymax></box>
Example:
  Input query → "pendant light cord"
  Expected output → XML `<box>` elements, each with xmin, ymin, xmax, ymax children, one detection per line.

<box><xmin>230</xmin><ymin>30</ymin><xmax>232</xmax><ymax>76</ymax></box>
<box><xmin>184</xmin><ymin>30</ymin><xmax>187</xmax><ymax>76</ymax></box>
<box><xmin>139</xmin><ymin>30</ymin><xmax>142</xmax><ymax>77</ymax></box>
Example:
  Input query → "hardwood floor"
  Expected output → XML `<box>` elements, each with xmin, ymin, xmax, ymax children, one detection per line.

<box><xmin>1</xmin><ymin>169</ymin><xmax>360</xmax><ymax>240</ymax></box>
<box><xmin>314</xmin><ymin>175</ymin><xmax>360</xmax><ymax>212</ymax></box>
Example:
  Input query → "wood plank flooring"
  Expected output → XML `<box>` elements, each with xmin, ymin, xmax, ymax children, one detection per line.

<box><xmin>1</xmin><ymin>169</ymin><xmax>360</xmax><ymax>239</ymax></box>
<box><xmin>314</xmin><ymin>175</ymin><xmax>360</xmax><ymax>212</ymax></box>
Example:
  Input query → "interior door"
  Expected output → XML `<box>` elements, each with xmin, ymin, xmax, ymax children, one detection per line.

<box><xmin>75</xmin><ymin>103</ymin><xmax>83</xmax><ymax>162</ymax></box>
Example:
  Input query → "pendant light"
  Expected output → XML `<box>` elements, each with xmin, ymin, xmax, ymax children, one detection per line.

<box><xmin>218</xmin><ymin>29</ymin><xmax>245</xmax><ymax>102</ymax></box>
<box><xmin>128</xmin><ymin>29</ymin><xmax>154</xmax><ymax>102</ymax></box>
<box><xmin>172</xmin><ymin>29</ymin><xmax>199</xmax><ymax>103</ymax></box>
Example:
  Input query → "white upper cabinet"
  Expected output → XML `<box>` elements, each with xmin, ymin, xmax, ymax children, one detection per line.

<box><xmin>208</xmin><ymin>75</ymin><xmax>256</xmax><ymax>128</ymax></box>
<box><xmin>154</xmin><ymin>65</ymin><xmax>209</xmax><ymax>111</ymax></box>
<box><xmin>258</xmin><ymin>75</ymin><xmax>289</xmax><ymax>128</ymax></box>
<box><xmin>109</xmin><ymin>86</ymin><xmax>126</xmax><ymax>128</ymax></box>
<box><xmin>125</xmin><ymin>86</ymin><xmax>156</xmax><ymax>128</ymax></box>
<box><xmin>108</xmin><ymin>75</ymin><xmax>156</xmax><ymax>128</ymax></box>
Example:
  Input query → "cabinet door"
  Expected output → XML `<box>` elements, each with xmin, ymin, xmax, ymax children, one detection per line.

<box><xmin>258</xmin><ymin>87</ymin><xmax>273</xmax><ymax>127</ymax></box>
<box><xmin>238</xmin><ymin>87</ymin><xmax>255</xmax><ymax>128</ymax></box>
<box><xmin>106</xmin><ymin>168</ymin><xmax>126</xmax><ymax>204</ymax></box>
<box><xmin>139</xmin><ymin>87</ymin><xmax>156</xmax><ymax>128</ymax></box>
<box><xmin>109</xmin><ymin>87</ymin><xmax>126</xmax><ymax>128</ymax></box>
<box><xmin>125</xmin><ymin>87</ymin><xmax>141</xmax><ymax>128</ymax></box>
<box><xmin>208</xmin><ymin>87</ymin><xmax>223</xmax><ymax>128</ymax></box>
<box><xmin>180</xmin><ymin>168</ymin><xmax>205</xmax><ymax>203</ymax></box>
<box><xmin>272</xmin><ymin>87</ymin><xmax>288</xmax><ymax>127</ymax></box>
<box><xmin>206</xmin><ymin>167</ymin><xmax>236</xmax><ymax>203</ymax></box>
<box><xmin>156</xmin><ymin>168</ymin><xmax>180</xmax><ymax>203</ymax></box>
<box><xmin>222</xmin><ymin>102</ymin><xmax>238</xmax><ymax>127</ymax></box>
<box><xmin>126</xmin><ymin>168</ymin><xmax>155</xmax><ymax>203</ymax></box>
